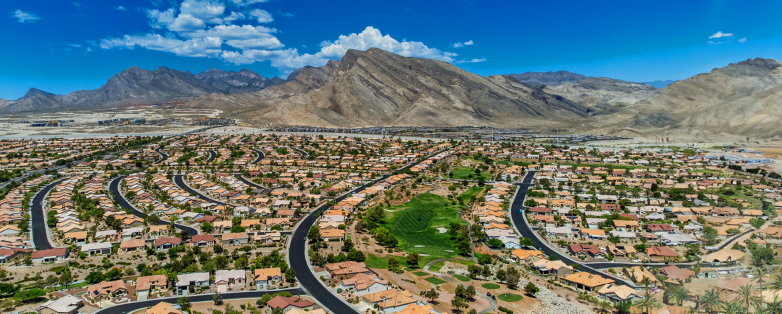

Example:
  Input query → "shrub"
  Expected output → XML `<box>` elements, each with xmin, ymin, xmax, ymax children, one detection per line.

<box><xmin>499</xmin><ymin>306</ymin><xmax>514</xmax><ymax>314</ymax></box>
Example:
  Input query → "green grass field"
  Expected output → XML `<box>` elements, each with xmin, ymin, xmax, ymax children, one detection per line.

<box><xmin>379</xmin><ymin>193</ymin><xmax>466</xmax><ymax>259</ymax></box>
<box><xmin>452</xmin><ymin>166</ymin><xmax>492</xmax><ymax>180</ymax></box>
<box><xmin>453</xmin><ymin>275</ymin><xmax>471</xmax><ymax>282</ymax></box>
<box><xmin>497</xmin><ymin>293</ymin><xmax>523</xmax><ymax>302</ymax></box>
<box><xmin>425</xmin><ymin>277</ymin><xmax>447</xmax><ymax>285</ymax></box>
<box><xmin>413</xmin><ymin>271</ymin><xmax>429</xmax><ymax>277</ymax></box>
<box><xmin>365</xmin><ymin>254</ymin><xmax>441</xmax><ymax>269</ymax></box>
<box><xmin>427</xmin><ymin>259</ymin><xmax>476</xmax><ymax>272</ymax></box>
<box><xmin>481</xmin><ymin>283</ymin><xmax>501</xmax><ymax>289</ymax></box>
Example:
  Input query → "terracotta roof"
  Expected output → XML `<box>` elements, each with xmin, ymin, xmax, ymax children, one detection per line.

<box><xmin>191</xmin><ymin>234</ymin><xmax>215</xmax><ymax>243</ymax></box>
<box><xmin>31</xmin><ymin>248</ymin><xmax>68</xmax><ymax>259</ymax></box>
<box><xmin>146</xmin><ymin>302</ymin><xmax>182</xmax><ymax>314</ymax></box>
<box><xmin>267</xmin><ymin>296</ymin><xmax>313</xmax><ymax>310</ymax></box>
<box><xmin>562</xmin><ymin>272</ymin><xmax>614</xmax><ymax>287</ymax></box>
<box><xmin>646</xmin><ymin>246</ymin><xmax>678</xmax><ymax>257</ymax></box>
<box><xmin>154</xmin><ymin>237</ymin><xmax>182</xmax><ymax>246</ymax></box>
<box><xmin>135</xmin><ymin>275</ymin><xmax>167</xmax><ymax>291</ymax></box>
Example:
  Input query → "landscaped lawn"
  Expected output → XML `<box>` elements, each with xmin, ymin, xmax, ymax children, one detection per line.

<box><xmin>425</xmin><ymin>277</ymin><xmax>447</xmax><ymax>285</ymax></box>
<box><xmin>379</xmin><ymin>193</ymin><xmax>467</xmax><ymax>259</ymax></box>
<box><xmin>365</xmin><ymin>253</ymin><xmax>441</xmax><ymax>269</ymax></box>
<box><xmin>497</xmin><ymin>293</ymin><xmax>523</xmax><ymax>302</ymax></box>
<box><xmin>413</xmin><ymin>271</ymin><xmax>429</xmax><ymax>277</ymax></box>
<box><xmin>429</xmin><ymin>260</ymin><xmax>446</xmax><ymax>272</ymax></box>
<box><xmin>451</xmin><ymin>166</ymin><xmax>492</xmax><ymax>180</ymax></box>
<box><xmin>481</xmin><ymin>283</ymin><xmax>501</xmax><ymax>289</ymax></box>
<box><xmin>453</xmin><ymin>275</ymin><xmax>471</xmax><ymax>282</ymax></box>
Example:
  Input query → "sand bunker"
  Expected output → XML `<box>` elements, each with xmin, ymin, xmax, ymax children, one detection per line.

<box><xmin>437</xmin><ymin>228</ymin><xmax>447</xmax><ymax>233</ymax></box>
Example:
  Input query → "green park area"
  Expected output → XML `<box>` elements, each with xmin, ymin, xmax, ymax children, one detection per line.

<box><xmin>497</xmin><ymin>293</ymin><xmax>523</xmax><ymax>302</ymax></box>
<box><xmin>425</xmin><ymin>277</ymin><xmax>447</xmax><ymax>285</ymax></box>
<box><xmin>451</xmin><ymin>166</ymin><xmax>492</xmax><ymax>180</ymax></box>
<box><xmin>481</xmin><ymin>283</ymin><xmax>501</xmax><ymax>289</ymax></box>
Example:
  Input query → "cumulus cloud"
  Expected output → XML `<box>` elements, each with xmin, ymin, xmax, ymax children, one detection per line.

<box><xmin>708</xmin><ymin>31</ymin><xmax>733</xmax><ymax>39</ymax></box>
<box><xmin>738</xmin><ymin>37</ymin><xmax>747</xmax><ymax>43</ymax></box>
<box><xmin>13</xmin><ymin>9</ymin><xmax>40</xmax><ymax>23</ymax></box>
<box><xmin>455</xmin><ymin>57</ymin><xmax>486</xmax><ymax>64</ymax></box>
<box><xmin>180</xmin><ymin>0</ymin><xmax>225</xmax><ymax>24</ymax></box>
<box><xmin>168</xmin><ymin>14</ymin><xmax>206</xmax><ymax>32</ymax></box>
<box><xmin>100</xmin><ymin>34</ymin><xmax>222</xmax><ymax>57</ymax></box>
<box><xmin>116</xmin><ymin>6</ymin><xmax>127</xmax><ymax>11</ymax></box>
<box><xmin>249</xmin><ymin>9</ymin><xmax>273</xmax><ymax>23</ymax></box>
<box><xmin>452</xmin><ymin>40</ymin><xmax>474</xmax><ymax>48</ymax></box>
<box><xmin>230</xmin><ymin>0</ymin><xmax>269</xmax><ymax>6</ymax></box>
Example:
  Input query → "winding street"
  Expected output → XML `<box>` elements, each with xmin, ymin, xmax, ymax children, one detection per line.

<box><xmin>251</xmin><ymin>149</ymin><xmax>264</xmax><ymax>164</ymax></box>
<box><xmin>234</xmin><ymin>174</ymin><xmax>270</xmax><ymax>194</ymax></box>
<box><xmin>30</xmin><ymin>179</ymin><xmax>65</xmax><ymax>250</ymax></box>
<box><xmin>109</xmin><ymin>176</ymin><xmax>198</xmax><ymax>236</ymax></box>
<box><xmin>205</xmin><ymin>150</ymin><xmax>217</xmax><ymax>163</ymax></box>
<box><xmin>154</xmin><ymin>148</ymin><xmax>169</xmax><ymax>164</ymax></box>
<box><xmin>172</xmin><ymin>174</ymin><xmax>227</xmax><ymax>206</ymax></box>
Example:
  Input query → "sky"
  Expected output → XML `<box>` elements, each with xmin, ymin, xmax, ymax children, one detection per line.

<box><xmin>2</xmin><ymin>0</ymin><xmax>782</xmax><ymax>99</ymax></box>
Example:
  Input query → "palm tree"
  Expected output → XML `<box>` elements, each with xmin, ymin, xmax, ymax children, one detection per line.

<box><xmin>670</xmin><ymin>286</ymin><xmax>690</xmax><ymax>306</ymax></box>
<box><xmin>700</xmin><ymin>288</ymin><xmax>723</xmax><ymax>314</ymax></box>
<box><xmin>640</xmin><ymin>276</ymin><xmax>653</xmax><ymax>291</ymax></box>
<box><xmin>721</xmin><ymin>300</ymin><xmax>746</xmax><ymax>314</ymax></box>
<box><xmin>738</xmin><ymin>284</ymin><xmax>757</xmax><ymax>310</ymax></box>
<box><xmin>770</xmin><ymin>272</ymin><xmax>782</xmax><ymax>291</ymax></box>
<box><xmin>634</xmin><ymin>290</ymin><xmax>662</xmax><ymax>314</ymax></box>
<box><xmin>766</xmin><ymin>294</ymin><xmax>782</xmax><ymax>314</ymax></box>
<box><xmin>756</xmin><ymin>267</ymin><xmax>768</xmax><ymax>291</ymax></box>
<box><xmin>687</xmin><ymin>306</ymin><xmax>697</xmax><ymax>314</ymax></box>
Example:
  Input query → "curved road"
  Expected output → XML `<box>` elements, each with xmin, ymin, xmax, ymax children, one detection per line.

<box><xmin>172</xmin><ymin>175</ymin><xmax>226</xmax><ymax>206</ymax></box>
<box><xmin>109</xmin><ymin>176</ymin><xmax>198</xmax><ymax>236</ymax></box>
<box><xmin>234</xmin><ymin>174</ymin><xmax>269</xmax><ymax>193</ymax></box>
<box><xmin>251</xmin><ymin>149</ymin><xmax>264</xmax><ymax>164</ymax></box>
<box><xmin>154</xmin><ymin>148</ymin><xmax>169</xmax><ymax>164</ymax></box>
<box><xmin>205</xmin><ymin>150</ymin><xmax>217</xmax><ymax>163</ymax></box>
<box><xmin>93</xmin><ymin>288</ymin><xmax>304</xmax><ymax>314</ymax></box>
<box><xmin>30</xmin><ymin>179</ymin><xmax>65</xmax><ymax>250</ymax></box>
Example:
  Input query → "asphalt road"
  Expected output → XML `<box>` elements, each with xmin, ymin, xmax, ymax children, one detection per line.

<box><xmin>30</xmin><ymin>179</ymin><xmax>65</xmax><ymax>250</ymax></box>
<box><xmin>205</xmin><ymin>150</ymin><xmax>217</xmax><ymax>163</ymax></box>
<box><xmin>91</xmin><ymin>288</ymin><xmax>305</xmax><ymax>314</ymax></box>
<box><xmin>172</xmin><ymin>174</ymin><xmax>226</xmax><ymax>206</ymax></box>
<box><xmin>154</xmin><ymin>148</ymin><xmax>169</xmax><ymax>164</ymax></box>
<box><xmin>109</xmin><ymin>176</ymin><xmax>198</xmax><ymax>236</ymax></box>
<box><xmin>508</xmin><ymin>171</ymin><xmax>639</xmax><ymax>286</ymax></box>
<box><xmin>234</xmin><ymin>174</ymin><xmax>269</xmax><ymax>193</ymax></box>
<box><xmin>251</xmin><ymin>149</ymin><xmax>264</xmax><ymax>164</ymax></box>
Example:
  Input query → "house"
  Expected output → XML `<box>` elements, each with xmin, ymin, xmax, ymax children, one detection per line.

<box><xmin>86</xmin><ymin>280</ymin><xmax>129</xmax><ymax>302</ymax></box>
<box><xmin>221</xmin><ymin>232</ymin><xmax>249</xmax><ymax>246</ymax></box>
<box><xmin>135</xmin><ymin>275</ymin><xmax>167</xmax><ymax>301</ymax></box>
<box><xmin>362</xmin><ymin>289</ymin><xmax>417</xmax><ymax>313</ymax></box>
<box><xmin>660</xmin><ymin>233</ymin><xmax>699</xmax><ymax>246</ymax></box>
<box><xmin>598</xmin><ymin>284</ymin><xmax>642</xmax><ymax>302</ymax></box>
<box><xmin>325</xmin><ymin>261</ymin><xmax>373</xmax><ymax>280</ymax></box>
<box><xmin>31</xmin><ymin>248</ymin><xmax>69</xmax><ymax>264</ymax></box>
<box><xmin>155</xmin><ymin>237</ymin><xmax>182</xmax><ymax>251</ymax></box>
<box><xmin>646</xmin><ymin>224</ymin><xmax>675</xmax><ymax>233</ymax></box>
<box><xmin>0</xmin><ymin>247</ymin><xmax>30</xmax><ymax>264</ymax></box>
<box><xmin>339</xmin><ymin>273</ymin><xmax>391</xmax><ymax>296</ymax></box>
<box><xmin>321</xmin><ymin>229</ymin><xmax>346</xmax><ymax>240</ymax></box>
<box><xmin>579</xmin><ymin>228</ymin><xmax>607</xmax><ymax>240</ymax></box>
<box><xmin>568</xmin><ymin>244</ymin><xmax>604</xmax><ymax>258</ymax></box>
<box><xmin>701</xmin><ymin>249</ymin><xmax>746</xmax><ymax>264</ymax></box>
<box><xmin>146</xmin><ymin>302</ymin><xmax>182</xmax><ymax>314</ymax></box>
<box><xmin>267</xmin><ymin>295</ymin><xmax>314</xmax><ymax>312</ymax></box>
<box><xmin>254</xmin><ymin>267</ymin><xmax>282</xmax><ymax>290</ymax></box>
<box><xmin>510</xmin><ymin>249</ymin><xmax>543</xmax><ymax>263</ymax></box>
<box><xmin>531</xmin><ymin>259</ymin><xmax>574</xmax><ymax>276</ymax></box>
<box><xmin>560</xmin><ymin>272</ymin><xmax>615</xmax><ymax>291</ymax></box>
<box><xmin>190</xmin><ymin>234</ymin><xmax>215</xmax><ymax>247</ymax></box>
<box><xmin>175</xmin><ymin>272</ymin><xmax>210</xmax><ymax>295</ymax></box>
<box><xmin>38</xmin><ymin>295</ymin><xmax>83</xmax><ymax>314</ymax></box>
<box><xmin>646</xmin><ymin>246</ymin><xmax>679</xmax><ymax>262</ymax></box>
<box><xmin>119</xmin><ymin>239</ymin><xmax>146</xmax><ymax>254</ymax></box>
<box><xmin>623</xmin><ymin>266</ymin><xmax>660</xmax><ymax>287</ymax></box>
<box><xmin>659</xmin><ymin>265</ymin><xmax>695</xmax><ymax>281</ymax></box>
<box><xmin>215</xmin><ymin>270</ymin><xmax>246</xmax><ymax>292</ymax></box>
<box><xmin>529</xmin><ymin>207</ymin><xmax>553</xmax><ymax>215</ymax></box>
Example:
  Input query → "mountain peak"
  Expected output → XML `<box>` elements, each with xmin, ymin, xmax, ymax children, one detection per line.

<box><xmin>506</xmin><ymin>71</ymin><xmax>588</xmax><ymax>86</ymax></box>
<box><xmin>22</xmin><ymin>87</ymin><xmax>55</xmax><ymax>99</ymax></box>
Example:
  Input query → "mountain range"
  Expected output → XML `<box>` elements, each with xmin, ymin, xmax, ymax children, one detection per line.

<box><xmin>2</xmin><ymin>49</ymin><xmax>782</xmax><ymax>139</ymax></box>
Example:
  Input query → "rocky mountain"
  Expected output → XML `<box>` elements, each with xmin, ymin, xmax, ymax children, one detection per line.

<box><xmin>625</xmin><ymin>58</ymin><xmax>782</xmax><ymax>138</ymax></box>
<box><xmin>0</xmin><ymin>66</ymin><xmax>280</xmax><ymax>113</ymax></box>
<box><xmin>195</xmin><ymin>68</ymin><xmax>284</xmax><ymax>94</ymax></box>
<box><xmin>640</xmin><ymin>80</ymin><xmax>676</xmax><ymax>88</ymax></box>
<box><xmin>504</xmin><ymin>72</ymin><xmax>658</xmax><ymax>110</ymax></box>
<box><xmin>505</xmin><ymin>71</ymin><xmax>587</xmax><ymax>87</ymax></box>
<box><xmin>187</xmin><ymin>48</ymin><xmax>594</xmax><ymax>127</ymax></box>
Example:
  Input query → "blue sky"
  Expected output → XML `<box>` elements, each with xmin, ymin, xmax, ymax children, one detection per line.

<box><xmin>2</xmin><ymin>0</ymin><xmax>782</xmax><ymax>99</ymax></box>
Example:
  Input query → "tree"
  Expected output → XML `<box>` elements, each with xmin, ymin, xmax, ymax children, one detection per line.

<box><xmin>285</xmin><ymin>267</ymin><xmax>297</xmax><ymax>282</ymax></box>
<box><xmin>201</xmin><ymin>222</ymin><xmax>213</xmax><ymax>233</ymax></box>
<box><xmin>614</xmin><ymin>300</ymin><xmax>632</xmax><ymax>314</ymax></box>
<box><xmin>177</xmin><ymin>297</ymin><xmax>191</xmax><ymax>310</ymax></box>
<box><xmin>406</xmin><ymin>252</ymin><xmax>420</xmax><ymax>268</ymax></box>
<box><xmin>634</xmin><ymin>290</ymin><xmax>661</xmax><ymax>314</ymax></box>
<box><xmin>423</xmin><ymin>288</ymin><xmax>440</xmax><ymax>302</ymax></box>
<box><xmin>451</xmin><ymin>297</ymin><xmax>468</xmax><ymax>313</ymax></box>
<box><xmin>496</xmin><ymin>269</ymin><xmax>507</xmax><ymax>283</ymax></box>
<box><xmin>58</xmin><ymin>271</ymin><xmax>73</xmax><ymax>288</ymax></box>
<box><xmin>388</xmin><ymin>257</ymin><xmax>400</xmax><ymax>270</ymax></box>
<box><xmin>598</xmin><ymin>301</ymin><xmax>612</xmax><ymax>314</ymax></box>
<box><xmin>0</xmin><ymin>298</ymin><xmax>15</xmax><ymax>310</ymax></box>
<box><xmin>487</xmin><ymin>238</ymin><xmax>504</xmax><ymax>248</ymax></box>
<box><xmin>669</xmin><ymin>286</ymin><xmax>690</xmax><ymax>306</ymax></box>
<box><xmin>702</xmin><ymin>226</ymin><xmax>719</xmax><ymax>245</ymax></box>
<box><xmin>85</xmin><ymin>271</ymin><xmax>104</xmax><ymax>284</ymax></box>
<box><xmin>524</xmin><ymin>282</ymin><xmax>540</xmax><ymax>296</ymax></box>
<box><xmin>308</xmin><ymin>226</ymin><xmax>321</xmax><ymax>242</ymax></box>
<box><xmin>699</xmin><ymin>288</ymin><xmax>722</xmax><ymax>314</ymax></box>
<box><xmin>506</xmin><ymin>273</ymin><xmax>519</xmax><ymax>289</ymax></box>
<box><xmin>14</xmin><ymin>288</ymin><xmax>46</xmax><ymax>303</ymax></box>
<box><xmin>347</xmin><ymin>249</ymin><xmax>365</xmax><ymax>262</ymax></box>
<box><xmin>213</xmin><ymin>292</ymin><xmax>223</xmax><ymax>305</ymax></box>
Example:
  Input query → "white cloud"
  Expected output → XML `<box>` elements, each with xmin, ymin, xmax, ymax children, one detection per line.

<box><xmin>222</xmin><ymin>11</ymin><xmax>245</xmax><ymax>24</ymax></box>
<box><xmin>100</xmin><ymin>34</ymin><xmax>222</xmax><ymax>57</ymax></box>
<box><xmin>708</xmin><ymin>31</ymin><xmax>733</xmax><ymax>39</ymax></box>
<box><xmin>116</xmin><ymin>6</ymin><xmax>127</xmax><ymax>11</ymax></box>
<box><xmin>452</xmin><ymin>40</ymin><xmax>474</xmax><ymax>48</ymax></box>
<box><xmin>13</xmin><ymin>9</ymin><xmax>40</xmax><ymax>23</ymax></box>
<box><xmin>180</xmin><ymin>0</ymin><xmax>225</xmax><ymax>24</ymax></box>
<box><xmin>147</xmin><ymin>8</ymin><xmax>175</xmax><ymax>29</ymax></box>
<box><xmin>68</xmin><ymin>43</ymin><xmax>83</xmax><ymax>48</ymax></box>
<box><xmin>249</xmin><ymin>9</ymin><xmax>273</xmax><ymax>23</ymax></box>
<box><xmin>738</xmin><ymin>37</ymin><xmax>747</xmax><ymax>43</ymax></box>
<box><xmin>230</xmin><ymin>0</ymin><xmax>269</xmax><ymax>6</ymax></box>
<box><xmin>454</xmin><ymin>57</ymin><xmax>486</xmax><ymax>64</ymax></box>
<box><xmin>168</xmin><ymin>14</ymin><xmax>205</xmax><ymax>32</ymax></box>
<box><xmin>186</xmin><ymin>24</ymin><xmax>276</xmax><ymax>39</ymax></box>
<box><xmin>226</xmin><ymin>37</ymin><xmax>283</xmax><ymax>49</ymax></box>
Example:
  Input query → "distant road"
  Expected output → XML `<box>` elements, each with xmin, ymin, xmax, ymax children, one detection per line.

<box><xmin>205</xmin><ymin>150</ymin><xmax>217</xmax><ymax>163</ymax></box>
<box><xmin>92</xmin><ymin>288</ymin><xmax>304</xmax><ymax>314</ymax></box>
<box><xmin>154</xmin><ymin>148</ymin><xmax>168</xmax><ymax>164</ymax></box>
<box><xmin>172</xmin><ymin>174</ymin><xmax>227</xmax><ymax>206</ymax></box>
<box><xmin>251</xmin><ymin>149</ymin><xmax>264</xmax><ymax>164</ymax></box>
